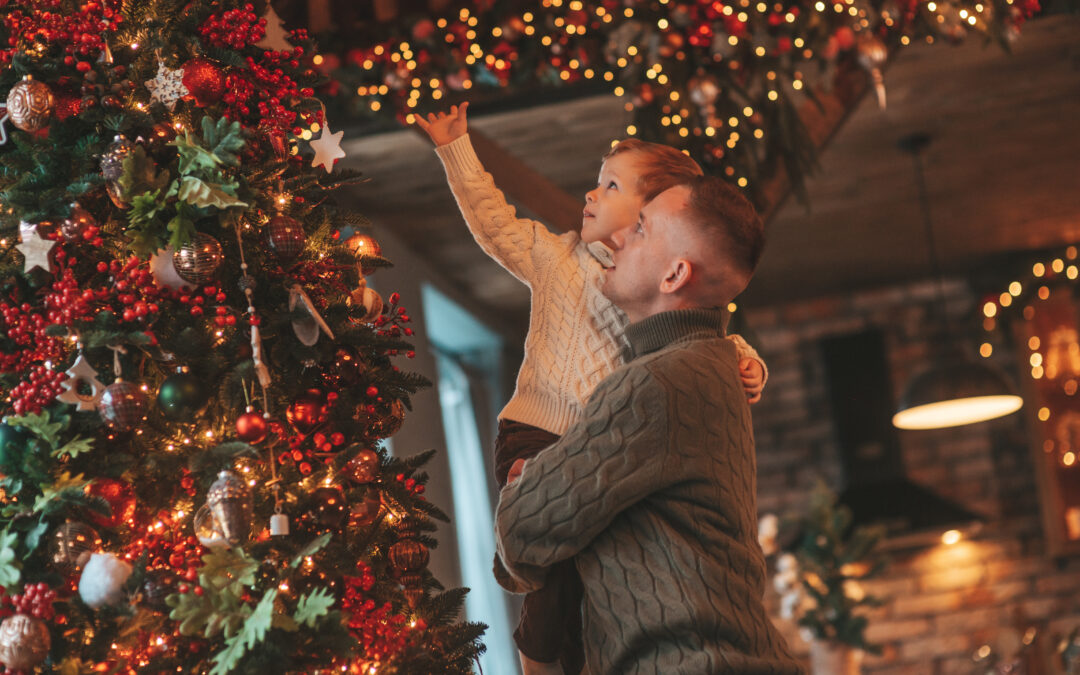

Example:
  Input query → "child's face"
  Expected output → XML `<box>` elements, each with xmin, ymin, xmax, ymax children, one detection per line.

<box><xmin>581</xmin><ymin>153</ymin><xmax>645</xmax><ymax>246</ymax></box>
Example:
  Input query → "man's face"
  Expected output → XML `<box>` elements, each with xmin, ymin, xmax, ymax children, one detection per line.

<box><xmin>601</xmin><ymin>185</ymin><xmax>690</xmax><ymax>320</ymax></box>
<box><xmin>581</xmin><ymin>152</ymin><xmax>646</xmax><ymax>246</ymax></box>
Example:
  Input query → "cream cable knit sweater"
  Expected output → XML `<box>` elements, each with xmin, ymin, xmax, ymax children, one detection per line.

<box><xmin>434</xmin><ymin>134</ymin><xmax>765</xmax><ymax>436</ymax></box>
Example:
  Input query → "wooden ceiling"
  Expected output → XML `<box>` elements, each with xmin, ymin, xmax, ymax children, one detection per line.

<box><xmin>339</xmin><ymin>15</ymin><xmax>1080</xmax><ymax>325</ymax></box>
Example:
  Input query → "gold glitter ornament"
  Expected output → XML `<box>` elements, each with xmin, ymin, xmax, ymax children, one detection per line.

<box><xmin>6</xmin><ymin>76</ymin><xmax>53</xmax><ymax>132</ymax></box>
<box><xmin>0</xmin><ymin>614</ymin><xmax>50</xmax><ymax>671</ymax></box>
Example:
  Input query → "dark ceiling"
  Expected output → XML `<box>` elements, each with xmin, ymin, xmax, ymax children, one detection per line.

<box><xmin>340</xmin><ymin>15</ymin><xmax>1080</xmax><ymax>327</ymax></box>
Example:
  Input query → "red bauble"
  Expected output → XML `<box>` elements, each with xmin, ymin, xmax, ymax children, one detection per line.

<box><xmin>344</xmin><ymin>232</ymin><xmax>381</xmax><ymax>275</ymax></box>
<box><xmin>286</xmin><ymin>389</ymin><xmax>329</xmax><ymax>435</ymax></box>
<box><xmin>310</xmin><ymin>487</ymin><xmax>348</xmax><ymax>530</ymax></box>
<box><xmin>265</xmin><ymin>214</ymin><xmax>306</xmax><ymax>262</ymax></box>
<box><xmin>235</xmin><ymin>407</ymin><xmax>268</xmax><ymax>444</ymax></box>
<box><xmin>99</xmin><ymin>380</ymin><xmax>149</xmax><ymax>430</ymax></box>
<box><xmin>182</xmin><ymin>58</ymin><xmax>226</xmax><ymax>106</ymax></box>
<box><xmin>345</xmin><ymin>449</ymin><xmax>380</xmax><ymax>484</ymax></box>
<box><xmin>349</xmin><ymin>487</ymin><xmax>382</xmax><ymax>527</ymax></box>
<box><xmin>85</xmin><ymin>478</ymin><xmax>136</xmax><ymax>529</ymax></box>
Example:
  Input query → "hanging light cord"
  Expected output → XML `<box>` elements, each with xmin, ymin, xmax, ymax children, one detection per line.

<box><xmin>902</xmin><ymin>133</ymin><xmax>954</xmax><ymax>341</ymax></box>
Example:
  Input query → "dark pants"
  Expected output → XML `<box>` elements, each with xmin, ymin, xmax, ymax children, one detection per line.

<box><xmin>495</xmin><ymin>419</ymin><xmax>585</xmax><ymax>675</ymax></box>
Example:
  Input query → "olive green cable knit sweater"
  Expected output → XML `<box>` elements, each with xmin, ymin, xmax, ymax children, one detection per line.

<box><xmin>495</xmin><ymin>308</ymin><xmax>804</xmax><ymax>675</ymax></box>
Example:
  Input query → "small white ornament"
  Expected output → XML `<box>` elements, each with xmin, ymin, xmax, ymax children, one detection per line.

<box><xmin>15</xmin><ymin>227</ymin><xmax>55</xmax><ymax>273</ymax></box>
<box><xmin>757</xmin><ymin>513</ymin><xmax>779</xmax><ymax>556</ymax></box>
<box><xmin>57</xmin><ymin>353</ymin><xmax>106</xmax><ymax>411</ymax></box>
<box><xmin>145</xmin><ymin>60</ymin><xmax>188</xmax><ymax>112</ymax></box>
<box><xmin>256</xmin><ymin>6</ymin><xmax>293</xmax><ymax>52</ymax></box>
<box><xmin>149</xmin><ymin>246</ymin><xmax>192</xmax><ymax>290</ymax></box>
<box><xmin>78</xmin><ymin>553</ymin><xmax>133</xmax><ymax>609</ymax></box>
<box><xmin>270</xmin><ymin>513</ymin><xmax>289</xmax><ymax>536</ymax></box>
<box><xmin>309</xmin><ymin>121</ymin><xmax>345</xmax><ymax>174</ymax></box>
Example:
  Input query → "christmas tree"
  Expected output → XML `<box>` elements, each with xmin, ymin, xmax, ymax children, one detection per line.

<box><xmin>0</xmin><ymin>1</ymin><xmax>485</xmax><ymax>673</ymax></box>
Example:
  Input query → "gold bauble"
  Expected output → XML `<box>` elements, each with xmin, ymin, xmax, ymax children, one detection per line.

<box><xmin>6</xmin><ymin>77</ymin><xmax>54</xmax><ymax>132</ymax></box>
<box><xmin>0</xmin><ymin>614</ymin><xmax>51</xmax><ymax>671</ymax></box>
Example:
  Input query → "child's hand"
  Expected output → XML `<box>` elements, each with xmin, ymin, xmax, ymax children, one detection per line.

<box><xmin>414</xmin><ymin>102</ymin><xmax>469</xmax><ymax>146</ymax></box>
<box><xmin>739</xmin><ymin>358</ymin><xmax>765</xmax><ymax>404</ymax></box>
<box><xmin>507</xmin><ymin>458</ymin><xmax>525</xmax><ymax>485</ymax></box>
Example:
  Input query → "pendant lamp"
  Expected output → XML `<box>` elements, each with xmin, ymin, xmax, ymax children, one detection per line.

<box><xmin>891</xmin><ymin>133</ymin><xmax>1023</xmax><ymax>430</ymax></box>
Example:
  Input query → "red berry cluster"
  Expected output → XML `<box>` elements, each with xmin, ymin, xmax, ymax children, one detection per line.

<box><xmin>7</xmin><ymin>364</ymin><xmax>66</xmax><ymax>415</ymax></box>
<box><xmin>0</xmin><ymin>0</ymin><xmax>122</xmax><ymax>65</ymax></box>
<box><xmin>125</xmin><ymin>518</ymin><xmax>204</xmax><ymax>579</ymax></box>
<box><xmin>197</xmin><ymin>4</ymin><xmax>266</xmax><ymax>50</ymax></box>
<box><xmin>342</xmin><ymin>564</ymin><xmax>410</xmax><ymax>661</ymax></box>
<box><xmin>98</xmin><ymin>256</ymin><xmax>175</xmax><ymax>324</ymax></box>
<box><xmin>281</xmin><ymin>260</ymin><xmax>349</xmax><ymax>297</ymax></box>
<box><xmin>222</xmin><ymin>46</ymin><xmax>319</xmax><ymax>137</ymax></box>
<box><xmin>177</xmin><ymin>285</ymin><xmax>235</xmax><ymax>323</ymax></box>
<box><xmin>374</xmin><ymin>293</ymin><xmax>415</xmax><ymax>357</ymax></box>
<box><xmin>0</xmin><ymin>301</ymin><xmax>63</xmax><ymax>372</ymax></box>
<box><xmin>9</xmin><ymin>583</ymin><xmax>56</xmax><ymax>621</ymax></box>
<box><xmin>394</xmin><ymin>473</ymin><xmax>426</xmax><ymax>497</ymax></box>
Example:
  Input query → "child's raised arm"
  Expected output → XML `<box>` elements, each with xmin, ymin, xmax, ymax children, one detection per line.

<box><xmin>415</xmin><ymin>102</ymin><xmax>469</xmax><ymax>147</ymax></box>
<box><xmin>414</xmin><ymin>103</ymin><xmax>566</xmax><ymax>288</ymax></box>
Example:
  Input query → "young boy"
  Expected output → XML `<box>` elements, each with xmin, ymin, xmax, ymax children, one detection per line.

<box><xmin>416</xmin><ymin>104</ymin><xmax>767</xmax><ymax>675</ymax></box>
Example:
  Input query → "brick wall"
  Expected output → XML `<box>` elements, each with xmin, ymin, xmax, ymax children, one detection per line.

<box><xmin>745</xmin><ymin>277</ymin><xmax>1080</xmax><ymax>673</ymax></box>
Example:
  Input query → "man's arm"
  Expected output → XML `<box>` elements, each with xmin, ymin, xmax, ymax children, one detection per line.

<box><xmin>493</xmin><ymin>364</ymin><xmax>673</xmax><ymax>592</ymax></box>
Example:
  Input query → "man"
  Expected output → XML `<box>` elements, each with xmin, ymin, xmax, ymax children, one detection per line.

<box><xmin>494</xmin><ymin>176</ymin><xmax>804</xmax><ymax>675</ymax></box>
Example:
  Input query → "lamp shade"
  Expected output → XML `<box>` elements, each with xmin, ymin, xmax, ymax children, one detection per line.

<box><xmin>893</xmin><ymin>361</ymin><xmax>1023</xmax><ymax>430</ymax></box>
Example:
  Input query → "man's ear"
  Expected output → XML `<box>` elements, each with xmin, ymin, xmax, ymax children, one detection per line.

<box><xmin>660</xmin><ymin>258</ymin><xmax>693</xmax><ymax>295</ymax></box>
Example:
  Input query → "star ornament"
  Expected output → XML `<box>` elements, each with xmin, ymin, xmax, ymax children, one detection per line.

<box><xmin>310</xmin><ymin>122</ymin><xmax>345</xmax><ymax>174</ymax></box>
<box><xmin>145</xmin><ymin>60</ymin><xmax>188</xmax><ymax>112</ymax></box>
<box><xmin>58</xmin><ymin>353</ymin><xmax>106</xmax><ymax>411</ymax></box>
<box><xmin>16</xmin><ymin>227</ymin><xmax>55</xmax><ymax>273</ymax></box>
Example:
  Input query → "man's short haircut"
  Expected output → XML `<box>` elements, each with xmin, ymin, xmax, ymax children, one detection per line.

<box><xmin>682</xmin><ymin>175</ymin><xmax>766</xmax><ymax>293</ymax></box>
<box><xmin>605</xmin><ymin>139</ymin><xmax>704</xmax><ymax>202</ymax></box>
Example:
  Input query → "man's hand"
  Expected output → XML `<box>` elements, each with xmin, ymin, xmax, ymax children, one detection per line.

<box><xmin>414</xmin><ymin>102</ymin><xmax>469</xmax><ymax>146</ymax></box>
<box><xmin>739</xmin><ymin>358</ymin><xmax>764</xmax><ymax>404</ymax></box>
<box><xmin>507</xmin><ymin>458</ymin><xmax>526</xmax><ymax>485</ymax></box>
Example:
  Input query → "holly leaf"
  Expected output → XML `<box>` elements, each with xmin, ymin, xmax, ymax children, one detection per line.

<box><xmin>128</xmin><ymin>190</ymin><xmax>166</xmax><ymax>229</ymax></box>
<box><xmin>54</xmin><ymin>436</ymin><xmax>94</xmax><ymax>459</ymax></box>
<box><xmin>290</xmin><ymin>532</ymin><xmax>332</xmax><ymax>569</ymax></box>
<box><xmin>198</xmin><ymin>547</ymin><xmax>258</xmax><ymax>597</ymax></box>
<box><xmin>208</xmin><ymin>589</ymin><xmax>276</xmax><ymax>675</ymax></box>
<box><xmin>177</xmin><ymin>176</ymin><xmax>248</xmax><ymax>210</ymax></box>
<box><xmin>118</xmin><ymin>146</ymin><xmax>169</xmax><ymax>200</ymax></box>
<box><xmin>202</xmin><ymin>116</ymin><xmax>246</xmax><ymax>167</ymax></box>
<box><xmin>294</xmin><ymin>587</ymin><xmax>334</xmax><ymax>628</ymax></box>
<box><xmin>167</xmin><ymin>587</ymin><xmax>220</xmax><ymax>637</ymax></box>
<box><xmin>165</xmin><ymin>208</ymin><xmax>197</xmax><ymax>251</ymax></box>
<box><xmin>171</xmin><ymin>132</ymin><xmax>221</xmax><ymax>176</ymax></box>
<box><xmin>0</xmin><ymin>529</ymin><xmax>22</xmax><ymax>587</ymax></box>
<box><xmin>7</xmin><ymin>411</ymin><xmax>65</xmax><ymax>450</ymax></box>
<box><xmin>33</xmin><ymin>472</ymin><xmax>89</xmax><ymax>514</ymax></box>
<box><xmin>23</xmin><ymin>519</ymin><xmax>48</xmax><ymax>555</ymax></box>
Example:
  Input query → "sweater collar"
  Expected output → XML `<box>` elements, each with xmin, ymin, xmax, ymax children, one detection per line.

<box><xmin>586</xmin><ymin>241</ymin><xmax>614</xmax><ymax>268</ymax></box>
<box><xmin>624</xmin><ymin>308</ymin><xmax>730</xmax><ymax>360</ymax></box>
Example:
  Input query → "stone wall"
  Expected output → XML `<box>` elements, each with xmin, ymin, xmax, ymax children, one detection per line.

<box><xmin>745</xmin><ymin>277</ymin><xmax>1080</xmax><ymax>674</ymax></box>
